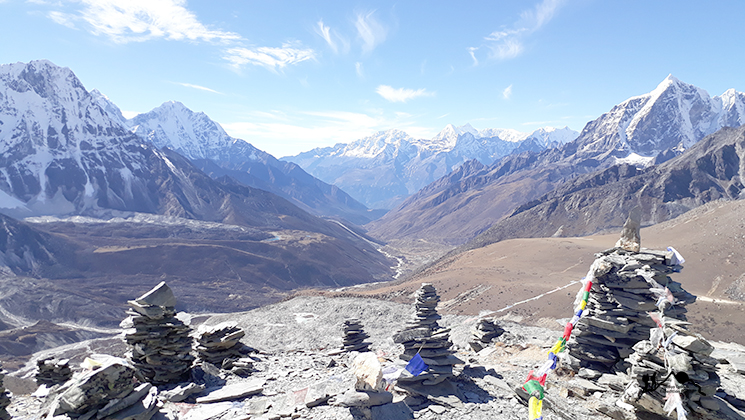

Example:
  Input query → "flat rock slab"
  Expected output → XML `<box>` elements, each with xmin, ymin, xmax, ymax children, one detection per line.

<box><xmin>195</xmin><ymin>379</ymin><xmax>265</xmax><ymax>403</ymax></box>
<box><xmin>371</xmin><ymin>401</ymin><xmax>414</xmax><ymax>420</ymax></box>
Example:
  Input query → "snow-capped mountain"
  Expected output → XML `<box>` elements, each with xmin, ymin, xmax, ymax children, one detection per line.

<box><xmin>576</xmin><ymin>75</ymin><xmax>745</xmax><ymax>163</ymax></box>
<box><xmin>366</xmin><ymin>76</ymin><xmax>745</xmax><ymax>246</ymax></box>
<box><xmin>0</xmin><ymin>60</ymin><xmax>161</xmax><ymax>216</ymax></box>
<box><xmin>99</xmin><ymin>98</ymin><xmax>380</xmax><ymax>224</ymax></box>
<box><xmin>285</xmin><ymin>125</ymin><xmax>578</xmax><ymax>209</ymax></box>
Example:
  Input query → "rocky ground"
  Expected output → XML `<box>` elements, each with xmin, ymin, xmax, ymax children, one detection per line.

<box><xmin>3</xmin><ymin>295</ymin><xmax>745</xmax><ymax>420</ymax></box>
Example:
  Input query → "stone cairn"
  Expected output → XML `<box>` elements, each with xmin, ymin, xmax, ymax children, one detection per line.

<box><xmin>196</xmin><ymin>322</ymin><xmax>253</xmax><ymax>376</ymax></box>
<box><xmin>123</xmin><ymin>281</ymin><xmax>195</xmax><ymax>384</ymax></box>
<box><xmin>342</xmin><ymin>319</ymin><xmax>372</xmax><ymax>353</ymax></box>
<box><xmin>43</xmin><ymin>360</ymin><xmax>159</xmax><ymax>419</ymax></box>
<box><xmin>393</xmin><ymin>283</ymin><xmax>463</xmax><ymax>386</ymax></box>
<box><xmin>566</xmin><ymin>210</ymin><xmax>694</xmax><ymax>373</ymax></box>
<box><xmin>622</xmin><ymin>322</ymin><xmax>722</xmax><ymax>419</ymax></box>
<box><xmin>0</xmin><ymin>364</ymin><xmax>9</xmax><ymax>420</ymax></box>
<box><xmin>469</xmin><ymin>318</ymin><xmax>505</xmax><ymax>352</ymax></box>
<box><xmin>36</xmin><ymin>357</ymin><xmax>73</xmax><ymax>386</ymax></box>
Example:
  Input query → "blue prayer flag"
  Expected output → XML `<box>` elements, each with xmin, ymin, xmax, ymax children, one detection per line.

<box><xmin>405</xmin><ymin>353</ymin><xmax>428</xmax><ymax>376</ymax></box>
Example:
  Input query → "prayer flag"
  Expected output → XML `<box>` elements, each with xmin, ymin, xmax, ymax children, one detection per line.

<box><xmin>405</xmin><ymin>353</ymin><xmax>428</xmax><ymax>376</ymax></box>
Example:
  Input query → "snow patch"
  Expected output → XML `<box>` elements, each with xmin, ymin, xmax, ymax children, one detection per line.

<box><xmin>614</xmin><ymin>152</ymin><xmax>655</xmax><ymax>168</ymax></box>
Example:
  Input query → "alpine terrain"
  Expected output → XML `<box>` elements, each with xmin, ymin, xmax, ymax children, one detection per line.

<box><xmin>0</xmin><ymin>60</ymin><xmax>395</xmax><ymax>326</ymax></box>
<box><xmin>366</xmin><ymin>75</ymin><xmax>745</xmax><ymax>247</ymax></box>
<box><xmin>285</xmin><ymin>124</ymin><xmax>578</xmax><ymax>209</ymax></box>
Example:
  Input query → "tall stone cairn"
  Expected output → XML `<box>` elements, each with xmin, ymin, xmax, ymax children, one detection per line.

<box><xmin>342</xmin><ymin>319</ymin><xmax>372</xmax><ymax>353</ymax></box>
<box><xmin>123</xmin><ymin>282</ymin><xmax>195</xmax><ymax>384</ymax></box>
<box><xmin>0</xmin><ymin>364</ymin><xmax>10</xmax><ymax>420</ymax></box>
<box><xmin>393</xmin><ymin>283</ymin><xmax>463</xmax><ymax>386</ymax></box>
<box><xmin>566</xmin><ymin>211</ymin><xmax>695</xmax><ymax>372</ymax></box>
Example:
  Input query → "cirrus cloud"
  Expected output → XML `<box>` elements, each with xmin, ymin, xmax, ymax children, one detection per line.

<box><xmin>223</xmin><ymin>44</ymin><xmax>316</xmax><ymax>71</ymax></box>
<box><xmin>471</xmin><ymin>0</ymin><xmax>564</xmax><ymax>62</ymax></box>
<box><xmin>376</xmin><ymin>85</ymin><xmax>434</xmax><ymax>103</ymax></box>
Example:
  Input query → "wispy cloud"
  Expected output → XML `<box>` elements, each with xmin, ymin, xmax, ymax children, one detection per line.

<box><xmin>314</xmin><ymin>19</ymin><xmax>349</xmax><ymax>54</ymax></box>
<box><xmin>355</xmin><ymin>10</ymin><xmax>387</xmax><ymax>53</ymax></box>
<box><xmin>224</xmin><ymin>43</ymin><xmax>315</xmax><ymax>71</ymax></box>
<box><xmin>42</xmin><ymin>0</ymin><xmax>315</xmax><ymax>72</ymax></box>
<box><xmin>471</xmin><ymin>0</ymin><xmax>564</xmax><ymax>62</ymax></box>
<box><xmin>376</xmin><ymin>85</ymin><xmax>434</xmax><ymax>103</ymax></box>
<box><xmin>355</xmin><ymin>62</ymin><xmax>364</xmax><ymax>78</ymax></box>
<box><xmin>65</xmin><ymin>0</ymin><xmax>241</xmax><ymax>44</ymax></box>
<box><xmin>174</xmin><ymin>82</ymin><xmax>223</xmax><ymax>94</ymax></box>
<box><xmin>48</xmin><ymin>10</ymin><xmax>77</xmax><ymax>29</ymax></box>
<box><xmin>502</xmin><ymin>84</ymin><xmax>513</xmax><ymax>100</ymax></box>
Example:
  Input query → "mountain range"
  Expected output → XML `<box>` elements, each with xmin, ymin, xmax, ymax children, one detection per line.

<box><xmin>0</xmin><ymin>60</ymin><xmax>394</xmax><ymax>323</ymax></box>
<box><xmin>366</xmin><ymin>75</ymin><xmax>745</xmax><ymax>246</ymax></box>
<box><xmin>284</xmin><ymin>125</ymin><xmax>579</xmax><ymax>209</ymax></box>
<box><xmin>91</xmin><ymin>95</ymin><xmax>383</xmax><ymax>225</ymax></box>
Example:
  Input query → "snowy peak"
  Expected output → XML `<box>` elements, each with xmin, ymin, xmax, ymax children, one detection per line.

<box><xmin>339</xmin><ymin>129</ymin><xmax>417</xmax><ymax>158</ymax></box>
<box><xmin>129</xmin><ymin>100</ymin><xmax>231</xmax><ymax>158</ymax></box>
<box><xmin>577</xmin><ymin>75</ymin><xmax>745</xmax><ymax>160</ymax></box>
<box><xmin>90</xmin><ymin>89</ymin><xmax>128</xmax><ymax>128</ymax></box>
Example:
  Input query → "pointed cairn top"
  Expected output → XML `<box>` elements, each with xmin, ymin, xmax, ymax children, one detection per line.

<box><xmin>127</xmin><ymin>281</ymin><xmax>176</xmax><ymax>320</ymax></box>
<box><xmin>615</xmin><ymin>206</ymin><xmax>642</xmax><ymax>252</ymax></box>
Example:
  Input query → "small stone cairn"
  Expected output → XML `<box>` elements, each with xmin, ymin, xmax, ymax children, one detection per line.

<box><xmin>43</xmin><ymin>360</ymin><xmax>159</xmax><ymax>419</ymax></box>
<box><xmin>36</xmin><ymin>357</ymin><xmax>73</xmax><ymax>386</ymax></box>
<box><xmin>342</xmin><ymin>319</ymin><xmax>372</xmax><ymax>353</ymax></box>
<box><xmin>123</xmin><ymin>281</ymin><xmax>195</xmax><ymax>384</ymax></box>
<box><xmin>469</xmin><ymin>318</ymin><xmax>505</xmax><ymax>352</ymax></box>
<box><xmin>196</xmin><ymin>322</ymin><xmax>253</xmax><ymax>376</ymax></box>
<box><xmin>393</xmin><ymin>283</ymin><xmax>463</xmax><ymax>386</ymax></box>
<box><xmin>623</xmin><ymin>322</ymin><xmax>722</xmax><ymax>419</ymax></box>
<box><xmin>0</xmin><ymin>364</ymin><xmax>10</xmax><ymax>420</ymax></box>
<box><xmin>566</xmin><ymin>210</ymin><xmax>694</xmax><ymax>373</ymax></box>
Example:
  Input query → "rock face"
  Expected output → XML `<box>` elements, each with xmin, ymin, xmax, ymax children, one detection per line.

<box><xmin>567</xmin><ymin>247</ymin><xmax>693</xmax><ymax>372</ymax></box>
<box><xmin>393</xmin><ymin>284</ymin><xmax>463</xmax><ymax>386</ymax></box>
<box><xmin>467</xmin><ymin>124</ymin><xmax>745</xmax><ymax>251</ymax></box>
<box><xmin>123</xmin><ymin>282</ymin><xmax>194</xmax><ymax>384</ymax></box>
<box><xmin>342</xmin><ymin>319</ymin><xmax>372</xmax><ymax>353</ymax></box>
<box><xmin>35</xmin><ymin>357</ymin><xmax>72</xmax><ymax>386</ymax></box>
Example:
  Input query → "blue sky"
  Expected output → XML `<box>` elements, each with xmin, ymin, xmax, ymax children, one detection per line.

<box><xmin>2</xmin><ymin>0</ymin><xmax>744</xmax><ymax>157</ymax></box>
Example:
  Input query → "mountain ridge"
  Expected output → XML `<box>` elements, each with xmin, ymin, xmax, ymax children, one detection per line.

<box><xmin>285</xmin><ymin>125</ymin><xmax>578</xmax><ymax>209</ymax></box>
<box><xmin>366</xmin><ymin>76</ymin><xmax>745</xmax><ymax>246</ymax></box>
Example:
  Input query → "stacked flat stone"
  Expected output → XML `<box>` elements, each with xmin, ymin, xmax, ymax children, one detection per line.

<box><xmin>44</xmin><ymin>362</ymin><xmax>159</xmax><ymax>419</ymax></box>
<box><xmin>197</xmin><ymin>322</ymin><xmax>253</xmax><ymax>375</ymax></box>
<box><xmin>36</xmin><ymin>357</ymin><xmax>73</xmax><ymax>386</ymax></box>
<box><xmin>566</xmin><ymin>247</ymin><xmax>694</xmax><ymax>372</ymax></box>
<box><xmin>469</xmin><ymin>318</ymin><xmax>505</xmax><ymax>352</ymax></box>
<box><xmin>123</xmin><ymin>282</ymin><xmax>195</xmax><ymax>384</ymax></box>
<box><xmin>622</xmin><ymin>323</ymin><xmax>722</xmax><ymax>418</ymax></box>
<box><xmin>0</xmin><ymin>364</ymin><xmax>10</xmax><ymax>420</ymax></box>
<box><xmin>394</xmin><ymin>283</ymin><xmax>463</xmax><ymax>386</ymax></box>
<box><xmin>342</xmin><ymin>319</ymin><xmax>372</xmax><ymax>352</ymax></box>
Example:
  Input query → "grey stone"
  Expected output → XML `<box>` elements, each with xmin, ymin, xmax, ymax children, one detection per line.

<box><xmin>370</xmin><ymin>402</ymin><xmax>414</xmax><ymax>420</ymax></box>
<box><xmin>195</xmin><ymin>379</ymin><xmax>265</xmax><ymax>403</ymax></box>
<box><xmin>134</xmin><ymin>281</ymin><xmax>177</xmax><ymax>308</ymax></box>
<box><xmin>672</xmin><ymin>334</ymin><xmax>714</xmax><ymax>356</ymax></box>
<box><xmin>333</xmin><ymin>390</ymin><xmax>393</xmax><ymax>407</ymax></box>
